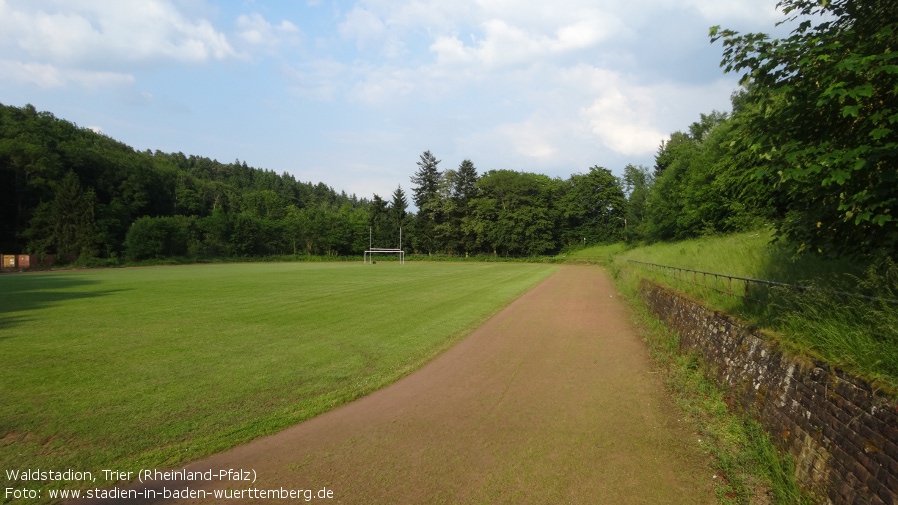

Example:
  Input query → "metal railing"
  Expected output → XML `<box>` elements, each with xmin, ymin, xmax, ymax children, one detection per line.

<box><xmin>626</xmin><ymin>260</ymin><xmax>898</xmax><ymax>305</ymax></box>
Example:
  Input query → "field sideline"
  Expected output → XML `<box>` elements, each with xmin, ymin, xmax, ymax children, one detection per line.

<box><xmin>0</xmin><ymin>262</ymin><xmax>557</xmax><ymax>498</ymax></box>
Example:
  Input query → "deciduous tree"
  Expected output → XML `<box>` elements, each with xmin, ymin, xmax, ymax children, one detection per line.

<box><xmin>711</xmin><ymin>0</ymin><xmax>898</xmax><ymax>255</ymax></box>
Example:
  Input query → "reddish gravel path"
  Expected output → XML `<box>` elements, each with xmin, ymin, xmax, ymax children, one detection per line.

<box><xmin>84</xmin><ymin>265</ymin><xmax>715</xmax><ymax>504</ymax></box>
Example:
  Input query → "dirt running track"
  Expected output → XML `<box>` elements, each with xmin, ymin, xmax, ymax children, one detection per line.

<box><xmin>80</xmin><ymin>266</ymin><xmax>715</xmax><ymax>505</ymax></box>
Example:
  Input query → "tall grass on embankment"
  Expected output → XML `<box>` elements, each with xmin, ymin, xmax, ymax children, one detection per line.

<box><xmin>611</xmin><ymin>229</ymin><xmax>898</xmax><ymax>393</ymax></box>
<box><xmin>558</xmin><ymin>243</ymin><xmax>629</xmax><ymax>264</ymax></box>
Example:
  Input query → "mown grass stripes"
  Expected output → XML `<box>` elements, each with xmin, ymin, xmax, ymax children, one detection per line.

<box><xmin>0</xmin><ymin>262</ymin><xmax>556</xmax><ymax>498</ymax></box>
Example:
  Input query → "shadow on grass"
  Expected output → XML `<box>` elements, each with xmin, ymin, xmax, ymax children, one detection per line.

<box><xmin>0</xmin><ymin>274</ymin><xmax>125</xmax><ymax>334</ymax></box>
<box><xmin>0</xmin><ymin>314</ymin><xmax>32</xmax><ymax>333</ymax></box>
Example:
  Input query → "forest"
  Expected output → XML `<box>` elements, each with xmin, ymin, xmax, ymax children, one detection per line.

<box><xmin>0</xmin><ymin>103</ymin><xmax>373</xmax><ymax>261</ymax></box>
<box><xmin>0</xmin><ymin>102</ymin><xmax>631</xmax><ymax>261</ymax></box>
<box><xmin>1</xmin><ymin>0</ymin><xmax>895</xmax><ymax>264</ymax></box>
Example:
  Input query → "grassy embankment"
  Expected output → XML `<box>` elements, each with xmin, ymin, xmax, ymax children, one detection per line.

<box><xmin>605</xmin><ymin>229</ymin><xmax>898</xmax><ymax>392</ymax></box>
<box><xmin>0</xmin><ymin>262</ymin><xmax>556</xmax><ymax>501</ymax></box>
<box><xmin>571</xmin><ymin>230</ymin><xmax>896</xmax><ymax>505</ymax></box>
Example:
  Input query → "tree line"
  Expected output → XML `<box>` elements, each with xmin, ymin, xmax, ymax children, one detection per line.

<box><xmin>0</xmin><ymin>103</ymin><xmax>371</xmax><ymax>261</ymax></box>
<box><xmin>2</xmin><ymin>0</ymin><xmax>894</xmax><ymax>263</ymax></box>
<box><xmin>0</xmin><ymin>100</ymin><xmax>630</xmax><ymax>261</ymax></box>
<box><xmin>374</xmin><ymin>151</ymin><xmax>627</xmax><ymax>256</ymax></box>
<box><xmin>0</xmin><ymin>102</ymin><xmax>631</xmax><ymax>261</ymax></box>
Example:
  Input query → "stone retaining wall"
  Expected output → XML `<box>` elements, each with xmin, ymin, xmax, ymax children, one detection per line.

<box><xmin>639</xmin><ymin>280</ymin><xmax>898</xmax><ymax>505</ymax></box>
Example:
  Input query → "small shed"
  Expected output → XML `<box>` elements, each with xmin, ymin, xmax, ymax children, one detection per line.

<box><xmin>1</xmin><ymin>255</ymin><xmax>16</xmax><ymax>272</ymax></box>
<box><xmin>17</xmin><ymin>254</ymin><xmax>31</xmax><ymax>270</ymax></box>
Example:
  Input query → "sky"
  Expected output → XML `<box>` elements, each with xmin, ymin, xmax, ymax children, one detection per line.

<box><xmin>0</xmin><ymin>0</ymin><xmax>786</xmax><ymax>201</ymax></box>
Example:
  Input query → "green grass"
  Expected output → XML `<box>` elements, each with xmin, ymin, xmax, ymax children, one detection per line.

<box><xmin>556</xmin><ymin>243</ymin><xmax>629</xmax><ymax>263</ymax></box>
<box><xmin>0</xmin><ymin>262</ymin><xmax>557</xmax><ymax>499</ymax></box>
<box><xmin>612</xmin><ymin>228</ymin><xmax>898</xmax><ymax>392</ymax></box>
<box><xmin>612</xmin><ymin>262</ymin><xmax>811</xmax><ymax>505</ymax></box>
<box><xmin>607</xmin><ymin>229</ymin><xmax>896</xmax><ymax>503</ymax></box>
<box><xmin>615</xmin><ymin>229</ymin><xmax>862</xmax><ymax>286</ymax></box>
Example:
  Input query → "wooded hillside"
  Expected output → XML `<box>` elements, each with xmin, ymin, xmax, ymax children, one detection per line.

<box><xmin>2</xmin><ymin>1</ymin><xmax>894</xmax><ymax>264</ymax></box>
<box><xmin>0</xmin><ymin>103</ymin><xmax>370</xmax><ymax>261</ymax></box>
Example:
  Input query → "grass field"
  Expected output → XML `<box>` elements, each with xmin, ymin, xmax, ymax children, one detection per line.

<box><xmin>607</xmin><ymin>229</ymin><xmax>898</xmax><ymax>392</ymax></box>
<box><xmin>0</xmin><ymin>262</ymin><xmax>557</xmax><ymax>497</ymax></box>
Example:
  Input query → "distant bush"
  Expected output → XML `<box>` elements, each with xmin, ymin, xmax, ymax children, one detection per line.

<box><xmin>125</xmin><ymin>216</ymin><xmax>190</xmax><ymax>260</ymax></box>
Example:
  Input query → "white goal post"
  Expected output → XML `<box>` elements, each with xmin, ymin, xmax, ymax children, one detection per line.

<box><xmin>364</xmin><ymin>227</ymin><xmax>405</xmax><ymax>265</ymax></box>
<box><xmin>363</xmin><ymin>248</ymin><xmax>405</xmax><ymax>265</ymax></box>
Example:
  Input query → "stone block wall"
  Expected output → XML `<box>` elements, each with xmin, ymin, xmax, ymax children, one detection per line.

<box><xmin>639</xmin><ymin>280</ymin><xmax>898</xmax><ymax>505</ymax></box>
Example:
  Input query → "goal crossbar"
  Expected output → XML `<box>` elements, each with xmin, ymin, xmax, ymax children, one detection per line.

<box><xmin>365</xmin><ymin>227</ymin><xmax>405</xmax><ymax>265</ymax></box>
<box><xmin>364</xmin><ymin>249</ymin><xmax>405</xmax><ymax>264</ymax></box>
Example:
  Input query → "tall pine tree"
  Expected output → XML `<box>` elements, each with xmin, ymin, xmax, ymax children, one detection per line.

<box><xmin>410</xmin><ymin>150</ymin><xmax>441</xmax><ymax>254</ymax></box>
<box><xmin>452</xmin><ymin>159</ymin><xmax>479</xmax><ymax>255</ymax></box>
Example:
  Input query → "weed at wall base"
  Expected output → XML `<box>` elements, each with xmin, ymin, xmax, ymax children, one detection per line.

<box><xmin>612</xmin><ymin>267</ymin><xmax>811</xmax><ymax>505</ymax></box>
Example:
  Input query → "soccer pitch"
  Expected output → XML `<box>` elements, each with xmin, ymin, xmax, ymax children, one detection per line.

<box><xmin>0</xmin><ymin>262</ymin><xmax>556</xmax><ymax>491</ymax></box>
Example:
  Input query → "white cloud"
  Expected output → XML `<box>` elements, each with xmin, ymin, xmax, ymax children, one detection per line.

<box><xmin>349</xmin><ymin>66</ymin><xmax>417</xmax><ymax>105</ymax></box>
<box><xmin>281</xmin><ymin>1</ymin><xmax>737</xmax><ymax>167</ymax></box>
<box><xmin>337</xmin><ymin>6</ymin><xmax>408</xmax><ymax>58</ymax></box>
<box><xmin>339</xmin><ymin>7</ymin><xmax>387</xmax><ymax>45</ymax></box>
<box><xmin>558</xmin><ymin>66</ymin><xmax>667</xmax><ymax>156</ymax></box>
<box><xmin>282</xmin><ymin>59</ymin><xmax>350</xmax><ymax>101</ymax></box>
<box><xmin>496</xmin><ymin>119</ymin><xmax>558</xmax><ymax>160</ymax></box>
<box><xmin>0</xmin><ymin>60</ymin><xmax>65</xmax><ymax>88</ymax></box>
<box><xmin>555</xmin><ymin>19</ymin><xmax>611</xmax><ymax>51</ymax></box>
<box><xmin>449</xmin><ymin>71</ymin><xmax>668</xmax><ymax>165</ymax></box>
<box><xmin>341</xmin><ymin>0</ymin><xmax>473</xmax><ymax>35</ymax></box>
<box><xmin>339</xmin><ymin>0</ymin><xmax>783</xmax><ymax>66</ymax></box>
<box><xmin>426</xmin><ymin>9</ymin><xmax>618</xmax><ymax>70</ymax></box>
<box><xmin>318</xmin><ymin>0</ymin><xmax>768</xmax><ymax>162</ymax></box>
<box><xmin>683</xmin><ymin>0</ymin><xmax>782</xmax><ymax>25</ymax></box>
<box><xmin>581</xmin><ymin>91</ymin><xmax>667</xmax><ymax>156</ymax></box>
<box><xmin>237</xmin><ymin>12</ymin><xmax>299</xmax><ymax>48</ymax></box>
<box><xmin>560</xmin><ymin>64</ymin><xmax>740</xmax><ymax>157</ymax></box>
<box><xmin>0</xmin><ymin>0</ymin><xmax>783</xmax><ymax>190</ymax></box>
<box><xmin>0</xmin><ymin>0</ymin><xmax>237</xmax><ymax>66</ymax></box>
<box><xmin>474</xmin><ymin>19</ymin><xmax>547</xmax><ymax>67</ymax></box>
<box><xmin>0</xmin><ymin>59</ymin><xmax>135</xmax><ymax>88</ymax></box>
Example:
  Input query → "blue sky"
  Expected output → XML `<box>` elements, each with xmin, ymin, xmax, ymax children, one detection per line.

<box><xmin>0</xmin><ymin>0</ymin><xmax>784</xmax><ymax>200</ymax></box>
